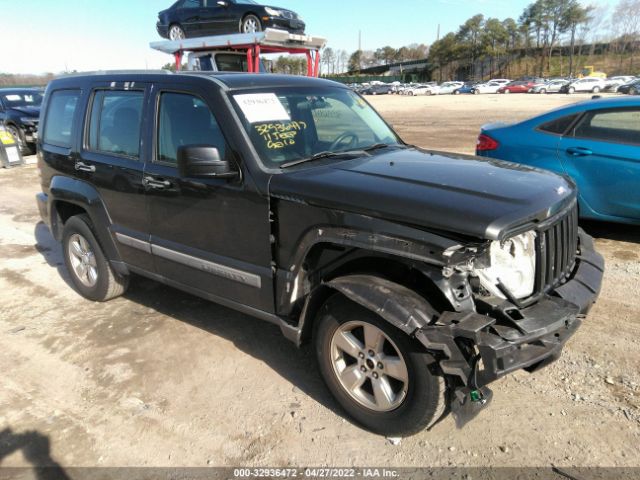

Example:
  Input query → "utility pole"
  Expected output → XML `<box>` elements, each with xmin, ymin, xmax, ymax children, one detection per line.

<box><xmin>437</xmin><ymin>24</ymin><xmax>440</xmax><ymax>42</ymax></box>
<box><xmin>358</xmin><ymin>30</ymin><xmax>362</xmax><ymax>52</ymax></box>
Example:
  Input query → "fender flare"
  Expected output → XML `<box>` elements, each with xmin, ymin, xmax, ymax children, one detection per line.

<box><xmin>324</xmin><ymin>275</ymin><xmax>438</xmax><ymax>335</ymax></box>
<box><xmin>48</xmin><ymin>175</ymin><xmax>126</xmax><ymax>272</ymax></box>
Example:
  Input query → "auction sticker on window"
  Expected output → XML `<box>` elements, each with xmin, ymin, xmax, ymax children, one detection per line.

<box><xmin>235</xmin><ymin>93</ymin><xmax>290</xmax><ymax>124</ymax></box>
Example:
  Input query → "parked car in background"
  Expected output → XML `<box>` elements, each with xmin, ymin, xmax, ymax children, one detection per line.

<box><xmin>604</xmin><ymin>76</ymin><xmax>636</xmax><ymax>92</ymax></box>
<box><xmin>472</xmin><ymin>81</ymin><xmax>503</xmax><ymax>94</ymax></box>
<box><xmin>454</xmin><ymin>82</ymin><xmax>478</xmax><ymax>94</ymax></box>
<box><xmin>157</xmin><ymin>0</ymin><xmax>305</xmax><ymax>40</ymax></box>
<box><xmin>437</xmin><ymin>81</ymin><xmax>464</xmax><ymax>95</ymax></box>
<box><xmin>0</xmin><ymin>88</ymin><xmax>43</xmax><ymax>155</ymax></box>
<box><xmin>477</xmin><ymin>96</ymin><xmax>640</xmax><ymax>224</ymax></box>
<box><xmin>531</xmin><ymin>79</ymin><xmax>569</xmax><ymax>94</ymax></box>
<box><xmin>406</xmin><ymin>84</ymin><xmax>438</xmax><ymax>96</ymax></box>
<box><xmin>561</xmin><ymin>77</ymin><xmax>607</xmax><ymax>94</ymax></box>
<box><xmin>488</xmin><ymin>78</ymin><xmax>511</xmax><ymax>85</ymax></box>
<box><xmin>498</xmin><ymin>80</ymin><xmax>540</xmax><ymax>94</ymax></box>
<box><xmin>617</xmin><ymin>79</ymin><xmax>640</xmax><ymax>95</ymax></box>
<box><xmin>361</xmin><ymin>84</ymin><xmax>394</xmax><ymax>95</ymax></box>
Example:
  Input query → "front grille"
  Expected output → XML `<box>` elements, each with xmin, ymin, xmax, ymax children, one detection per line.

<box><xmin>535</xmin><ymin>204</ymin><xmax>579</xmax><ymax>293</ymax></box>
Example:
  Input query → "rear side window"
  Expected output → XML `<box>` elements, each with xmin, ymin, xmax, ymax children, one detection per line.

<box><xmin>538</xmin><ymin>114</ymin><xmax>579</xmax><ymax>135</ymax></box>
<box><xmin>157</xmin><ymin>92</ymin><xmax>227</xmax><ymax>165</ymax></box>
<box><xmin>43</xmin><ymin>90</ymin><xmax>80</xmax><ymax>147</ymax></box>
<box><xmin>88</xmin><ymin>90</ymin><xmax>144</xmax><ymax>158</ymax></box>
<box><xmin>571</xmin><ymin>109</ymin><xmax>640</xmax><ymax>145</ymax></box>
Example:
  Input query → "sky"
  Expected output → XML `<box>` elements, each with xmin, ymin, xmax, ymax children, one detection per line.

<box><xmin>1</xmin><ymin>0</ymin><xmax>618</xmax><ymax>74</ymax></box>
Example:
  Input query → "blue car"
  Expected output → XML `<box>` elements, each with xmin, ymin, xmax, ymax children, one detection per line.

<box><xmin>477</xmin><ymin>97</ymin><xmax>640</xmax><ymax>225</ymax></box>
<box><xmin>454</xmin><ymin>82</ymin><xmax>478</xmax><ymax>95</ymax></box>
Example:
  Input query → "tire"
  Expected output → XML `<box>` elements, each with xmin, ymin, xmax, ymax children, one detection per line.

<box><xmin>473</xmin><ymin>89</ymin><xmax>480</xmax><ymax>95</ymax></box>
<box><xmin>568</xmin><ymin>87</ymin><xmax>575</xmax><ymax>94</ymax></box>
<box><xmin>454</xmin><ymin>90</ymin><xmax>460</xmax><ymax>95</ymax></box>
<box><xmin>62</xmin><ymin>214</ymin><xmax>129</xmax><ymax>302</ymax></box>
<box><xmin>592</xmin><ymin>86</ymin><xmax>601</xmax><ymax>93</ymax></box>
<box><xmin>5</xmin><ymin>125</ymin><xmax>30</xmax><ymax>155</ymax></box>
<box><xmin>314</xmin><ymin>295</ymin><xmax>446</xmax><ymax>436</ymax></box>
<box><xmin>539</xmin><ymin>88</ymin><xmax>547</xmax><ymax>94</ymax></box>
<box><xmin>504</xmin><ymin>89</ymin><xmax>510</xmax><ymax>94</ymax></box>
<box><xmin>631</xmin><ymin>87</ymin><xmax>638</xmax><ymax>95</ymax></box>
<box><xmin>241</xmin><ymin>14</ymin><xmax>262</xmax><ymax>33</ymax></box>
<box><xmin>168</xmin><ymin>24</ymin><xmax>185</xmax><ymax>41</ymax></box>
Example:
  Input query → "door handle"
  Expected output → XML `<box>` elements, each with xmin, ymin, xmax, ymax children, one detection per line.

<box><xmin>75</xmin><ymin>162</ymin><xmax>96</xmax><ymax>173</ymax></box>
<box><xmin>566</xmin><ymin>147</ymin><xmax>593</xmax><ymax>157</ymax></box>
<box><xmin>144</xmin><ymin>176</ymin><xmax>172</xmax><ymax>190</ymax></box>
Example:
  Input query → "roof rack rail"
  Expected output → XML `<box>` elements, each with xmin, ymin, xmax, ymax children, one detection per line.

<box><xmin>57</xmin><ymin>70</ymin><xmax>173</xmax><ymax>78</ymax></box>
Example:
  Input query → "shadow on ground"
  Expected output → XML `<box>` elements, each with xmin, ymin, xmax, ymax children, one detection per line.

<box><xmin>582</xmin><ymin>220</ymin><xmax>640</xmax><ymax>244</ymax></box>
<box><xmin>0</xmin><ymin>428</ymin><xmax>70</xmax><ymax>480</ymax></box>
<box><xmin>121</xmin><ymin>275</ymin><xmax>346</xmax><ymax>420</ymax></box>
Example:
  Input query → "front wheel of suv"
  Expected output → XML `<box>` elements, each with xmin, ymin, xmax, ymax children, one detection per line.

<box><xmin>314</xmin><ymin>295</ymin><xmax>446</xmax><ymax>436</ymax></box>
<box><xmin>62</xmin><ymin>214</ymin><xmax>129</xmax><ymax>302</ymax></box>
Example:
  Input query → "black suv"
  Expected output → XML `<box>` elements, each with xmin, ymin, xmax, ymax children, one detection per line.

<box><xmin>0</xmin><ymin>88</ymin><xmax>43</xmax><ymax>155</ymax></box>
<box><xmin>36</xmin><ymin>71</ymin><xmax>604</xmax><ymax>436</ymax></box>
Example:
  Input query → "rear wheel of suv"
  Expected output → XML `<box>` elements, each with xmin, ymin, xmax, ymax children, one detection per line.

<box><xmin>314</xmin><ymin>294</ymin><xmax>446</xmax><ymax>436</ymax></box>
<box><xmin>62</xmin><ymin>214</ymin><xmax>129</xmax><ymax>302</ymax></box>
<box><xmin>169</xmin><ymin>24</ymin><xmax>185</xmax><ymax>41</ymax></box>
<box><xmin>241</xmin><ymin>15</ymin><xmax>262</xmax><ymax>33</ymax></box>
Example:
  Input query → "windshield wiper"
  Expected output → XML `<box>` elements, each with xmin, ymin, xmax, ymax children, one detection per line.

<box><xmin>280</xmin><ymin>150</ymin><xmax>364</xmax><ymax>169</ymax></box>
<box><xmin>363</xmin><ymin>143</ymin><xmax>392</xmax><ymax>152</ymax></box>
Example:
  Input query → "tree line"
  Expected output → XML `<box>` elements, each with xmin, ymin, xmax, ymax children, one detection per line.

<box><xmin>429</xmin><ymin>0</ymin><xmax>640</xmax><ymax>80</ymax></box>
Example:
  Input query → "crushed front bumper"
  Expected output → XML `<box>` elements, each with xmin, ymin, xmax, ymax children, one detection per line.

<box><xmin>415</xmin><ymin>230</ymin><xmax>604</xmax><ymax>426</ymax></box>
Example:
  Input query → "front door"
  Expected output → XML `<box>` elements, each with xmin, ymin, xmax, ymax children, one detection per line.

<box><xmin>144</xmin><ymin>84</ymin><xmax>274</xmax><ymax>312</ymax></box>
<box><xmin>200</xmin><ymin>0</ymin><xmax>234</xmax><ymax>35</ymax></box>
<box><xmin>559</xmin><ymin>107</ymin><xmax>640</xmax><ymax>221</ymax></box>
<box><xmin>76</xmin><ymin>83</ymin><xmax>154</xmax><ymax>271</ymax></box>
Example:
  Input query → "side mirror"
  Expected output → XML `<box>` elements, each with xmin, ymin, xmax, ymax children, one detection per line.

<box><xmin>177</xmin><ymin>145</ymin><xmax>238</xmax><ymax>179</ymax></box>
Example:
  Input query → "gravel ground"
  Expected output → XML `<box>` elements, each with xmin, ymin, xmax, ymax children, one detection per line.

<box><xmin>0</xmin><ymin>93</ymin><xmax>638</xmax><ymax>470</ymax></box>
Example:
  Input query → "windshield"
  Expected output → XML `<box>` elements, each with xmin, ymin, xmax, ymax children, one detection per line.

<box><xmin>232</xmin><ymin>87</ymin><xmax>401</xmax><ymax>168</ymax></box>
<box><xmin>2</xmin><ymin>91</ymin><xmax>43</xmax><ymax>108</ymax></box>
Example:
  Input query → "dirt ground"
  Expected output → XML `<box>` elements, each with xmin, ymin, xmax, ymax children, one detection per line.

<box><xmin>0</xmin><ymin>93</ymin><xmax>639</xmax><ymax>470</ymax></box>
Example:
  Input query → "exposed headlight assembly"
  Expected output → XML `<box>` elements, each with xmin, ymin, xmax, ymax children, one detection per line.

<box><xmin>265</xmin><ymin>7</ymin><xmax>282</xmax><ymax>16</ymax></box>
<box><xmin>477</xmin><ymin>231</ymin><xmax>537</xmax><ymax>300</ymax></box>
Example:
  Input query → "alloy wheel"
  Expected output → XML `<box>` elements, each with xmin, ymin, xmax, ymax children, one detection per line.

<box><xmin>169</xmin><ymin>25</ymin><xmax>185</xmax><ymax>40</ymax></box>
<box><xmin>243</xmin><ymin>17</ymin><xmax>260</xmax><ymax>33</ymax></box>
<box><xmin>67</xmin><ymin>233</ymin><xmax>98</xmax><ymax>288</ymax></box>
<box><xmin>330</xmin><ymin>320</ymin><xmax>409</xmax><ymax>412</ymax></box>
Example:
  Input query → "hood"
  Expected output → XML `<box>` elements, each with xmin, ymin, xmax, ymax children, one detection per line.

<box><xmin>269</xmin><ymin>149</ymin><xmax>575</xmax><ymax>241</ymax></box>
<box><xmin>11</xmin><ymin>105</ymin><xmax>40</xmax><ymax>117</ymax></box>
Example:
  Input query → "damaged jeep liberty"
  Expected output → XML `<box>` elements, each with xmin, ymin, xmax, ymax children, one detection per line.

<box><xmin>37</xmin><ymin>72</ymin><xmax>604</xmax><ymax>436</ymax></box>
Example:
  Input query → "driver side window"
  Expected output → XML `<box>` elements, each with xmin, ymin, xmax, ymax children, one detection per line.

<box><xmin>311</xmin><ymin>98</ymin><xmax>376</xmax><ymax>147</ymax></box>
<box><xmin>157</xmin><ymin>92</ymin><xmax>227</xmax><ymax>165</ymax></box>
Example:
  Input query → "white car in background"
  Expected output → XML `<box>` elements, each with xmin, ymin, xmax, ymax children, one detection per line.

<box><xmin>488</xmin><ymin>78</ymin><xmax>511</xmax><ymax>85</ymax></box>
<box><xmin>437</xmin><ymin>81</ymin><xmax>464</xmax><ymax>94</ymax></box>
<box><xmin>471</xmin><ymin>81</ymin><xmax>503</xmax><ymax>94</ymax></box>
<box><xmin>530</xmin><ymin>79</ymin><xmax>569</xmax><ymax>94</ymax></box>
<box><xmin>565</xmin><ymin>77</ymin><xmax>607</xmax><ymax>94</ymax></box>
<box><xmin>407</xmin><ymin>84</ymin><xmax>439</xmax><ymax>96</ymax></box>
<box><xmin>604</xmin><ymin>76</ymin><xmax>636</xmax><ymax>92</ymax></box>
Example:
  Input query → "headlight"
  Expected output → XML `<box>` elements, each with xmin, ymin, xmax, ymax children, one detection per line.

<box><xmin>477</xmin><ymin>231</ymin><xmax>537</xmax><ymax>299</ymax></box>
<box><xmin>265</xmin><ymin>7</ymin><xmax>282</xmax><ymax>16</ymax></box>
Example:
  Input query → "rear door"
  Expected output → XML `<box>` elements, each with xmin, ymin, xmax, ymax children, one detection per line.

<box><xmin>76</xmin><ymin>83</ymin><xmax>154</xmax><ymax>271</ymax></box>
<box><xmin>199</xmin><ymin>0</ymin><xmax>235</xmax><ymax>34</ymax></box>
<box><xmin>143</xmin><ymin>82</ymin><xmax>274</xmax><ymax>312</ymax></box>
<box><xmin>177</xmin><ymin>0</ymin><xmax>204</xmax><ymax>36</ymax></box>
<box><xmin>559</xmin><ymin>107</ymin><xmax>640</xmax><ymax>220</ymax></box>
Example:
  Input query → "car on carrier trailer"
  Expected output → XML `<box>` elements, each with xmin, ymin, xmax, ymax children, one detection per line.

<box><xmin>36</xmin><ymin>71</ymin><xmax>604</xmax><ymax>436</ymax></box>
